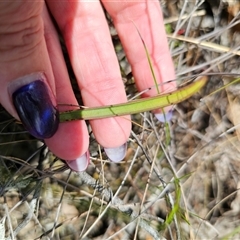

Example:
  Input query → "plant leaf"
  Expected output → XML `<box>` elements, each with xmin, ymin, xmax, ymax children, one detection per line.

<box><xmin>60</xmin><ymin>76</ymin><xmax>207</xmax><ymax>122</ymax></box>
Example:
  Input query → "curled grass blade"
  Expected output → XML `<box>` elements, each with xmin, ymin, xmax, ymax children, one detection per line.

<box><xmin>59</xmin><ymin>76</ymin><xmax>207</xmax><ymax>122</ymax></box>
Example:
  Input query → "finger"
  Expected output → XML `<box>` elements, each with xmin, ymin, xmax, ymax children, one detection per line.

<box><xmin>102</xmin><ymin>1</ymin><xmax>176</xmax><ymax>99</ymax></box>
<box><xmin>0</xmin><ymin>1</ymin><xmax>59</xmax><ymax>138</ymax></box>
<box><xmin>0</xmin><ymin>1</ymin><xmax>88</xmax><ymax>162</ymax></box>
<box><xmin>0</xmin><ymin>1</ymin><xmax>55</xmax><ymax>116</ymax></box>
<box><xmin>42</xmin><ymin>5</ymin><xmax>89</xmax><ymax>161</ymax></box>
<box><xmin>47</xmin><ymin>1</ymin><xmax>131</xmax><ymax>149</ymax></box>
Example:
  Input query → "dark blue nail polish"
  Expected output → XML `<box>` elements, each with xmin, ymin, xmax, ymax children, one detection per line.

<box><xmin>12</xmin><ymin>80</ymin><xmax>59</xmax><ymax>139</ymax></box>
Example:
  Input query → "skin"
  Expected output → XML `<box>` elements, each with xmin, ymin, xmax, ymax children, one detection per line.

<box><xmin>0</xmin><ymin>1</ymin><xmax>176</xmax><ymax>161</ymax></box>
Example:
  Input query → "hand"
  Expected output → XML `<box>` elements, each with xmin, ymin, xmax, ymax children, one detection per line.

<box><xmin>0</xmin><ymin>1</ymin><xmax>175</xmax><ymax>171</ymax></box>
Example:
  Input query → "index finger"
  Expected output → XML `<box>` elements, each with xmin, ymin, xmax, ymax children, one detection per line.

<box><xmin>46</xmin><ymin>0</ymin><xmax>131</xmax><ymax>149</ymax></box>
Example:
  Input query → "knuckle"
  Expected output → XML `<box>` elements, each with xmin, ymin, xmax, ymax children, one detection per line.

<box><xmin>0</xmin><ymin>2</ymin><xmax>43</xmax><ymax>61</ymax></box>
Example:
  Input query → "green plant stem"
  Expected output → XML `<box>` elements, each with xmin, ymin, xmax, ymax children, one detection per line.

<box><xmin>59</xmin><ymin>76</ymin><xmax>207</xmax><ymax>122</ymax></box>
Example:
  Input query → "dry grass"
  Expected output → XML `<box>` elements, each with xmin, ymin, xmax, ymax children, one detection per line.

<box><xmin>1</xmin><ymin>1</ymin><xmax>240</xmax><ymax>239</ymax></box>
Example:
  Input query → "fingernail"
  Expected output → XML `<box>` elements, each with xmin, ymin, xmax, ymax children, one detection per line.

<box><xmin>65</xmin><ymin>151</ymin><xmax>90</xmax><ymax>172</ymax></box>
<box><xmin>104</xmin><ymin>143</ymin><xmax>127</xmax><ymax>163</ymax></box>
<box><xmin>8</xmin><ymin>73</ymin><xmax>59</xmax><ymax>139</ymax></box>
<box><xmin>155</xmin><ymin>110</ymin><xmax>173</xmax><ymax>123</ymax></box>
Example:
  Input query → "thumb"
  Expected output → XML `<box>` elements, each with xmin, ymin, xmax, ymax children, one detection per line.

<box><xmin>0</xmin><ymin>1</ymin><xmax>58</xmax><ymax>138</ymax></box>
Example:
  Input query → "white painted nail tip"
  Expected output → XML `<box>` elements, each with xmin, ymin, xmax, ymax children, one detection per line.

<box><xmin>65</xmin><ymin>151</ymin><xmax>89</xmax><ymax>172</ymax></box>
<box><xmin>155</xmin><ymin>110</ymin><xmax>173</xmax><ymax>123</ymax></box>
<box><xmin>104</xmin><ymin>143</ymin><xmax>127</xmax><ymax>163</ymax></box>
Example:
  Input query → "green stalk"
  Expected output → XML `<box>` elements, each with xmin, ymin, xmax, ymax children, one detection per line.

<box><xmin>59</xmin><ymin>76</ymin><xmax>207</xmax><ymax>122</ymax></box>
